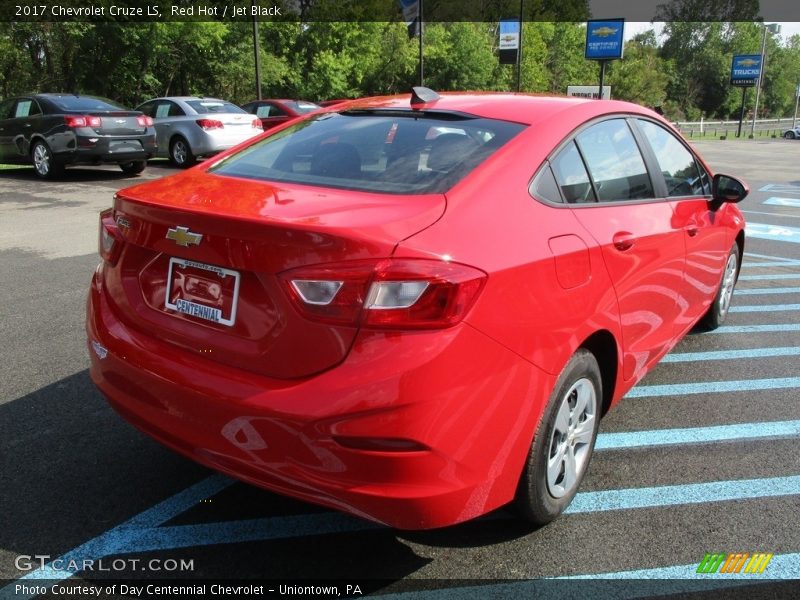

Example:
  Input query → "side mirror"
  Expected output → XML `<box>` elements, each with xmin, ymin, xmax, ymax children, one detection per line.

<box><xmin>712</xmin><ymin>173</ymin><xmax>749</xmax><ymax>204</ymax></box>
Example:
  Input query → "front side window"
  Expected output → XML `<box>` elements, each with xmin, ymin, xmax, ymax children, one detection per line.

<box><xmin>637</xmin><ymin>119</ymin><xmax>705</xmax><ymax>197</ymax></box>
<box><xmin>209</xmin><ymin>111</ymin><xmax>525</xmax><ymax>194</ymax></box>
<box><xmin>576</xmin><ymin>119</ymin><xmax>654</xmax><ymax>202</ymax></box>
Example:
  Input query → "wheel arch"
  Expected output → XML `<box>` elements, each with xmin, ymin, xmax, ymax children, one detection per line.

<box><xmin>578</xmin><ymin>329</ymin><xmax>619</xmax><ymax>417</ymax></box>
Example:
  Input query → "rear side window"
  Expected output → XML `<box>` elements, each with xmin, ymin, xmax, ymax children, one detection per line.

<box><xmin>576</xmin><ymin>119</ymin><xmax>654</xmax><ymax>202</ymax></box>
<box><xmin>209</xmin><ymin>112</ymin><xmax>525</xmax><ymax>194</ymax></box>
<box><xmin>49</xmin><ymin>96</ymin><xmax>124</xmax><ymax>111</ymax></box>
<box><xmin>256</xmin><ymin>104</ymin><xmax>285</xmax><ymax>118</ymax></box>
<box><xmin>551</xmin><ymin>142</ymin><xmax>595</xmax><ymax>203</ymax></box>
<box><xmin>637</xmin><ymin>119</ymin><xmax>706</xmax><ymax>197</ymax></box>
<box><xmin>186</xmin><ymin>100</ymin><xmax>246</xmax><ymax>114</ymax></box>
<box><xmin>285</xmin><ymin>101</ymin><xmax>320</xmax><ymax>114</ymax></box>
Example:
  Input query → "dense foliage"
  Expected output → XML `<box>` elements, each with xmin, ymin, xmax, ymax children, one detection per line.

<box><xmin>2</xmin><ymin>19</ymin><xmax>799</xmax><ymax>121</ymax></box>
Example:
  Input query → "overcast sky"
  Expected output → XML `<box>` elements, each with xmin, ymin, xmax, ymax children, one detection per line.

<box><xmin>624</xmin><ymin>21</ymin><xmax>800</xmax><ymax>43</ymax></box>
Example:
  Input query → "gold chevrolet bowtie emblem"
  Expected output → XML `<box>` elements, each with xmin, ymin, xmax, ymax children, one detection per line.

<box><xmin>166</xmin><ymin>226</ymin><xmax>203</xmax><ymax>247</ymax></box>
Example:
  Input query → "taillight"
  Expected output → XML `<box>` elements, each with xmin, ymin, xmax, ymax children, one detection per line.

<box><xmin>136</xmin><ymin>115</ymin><xmax>154</xmax><ymax>127</ymax></box>
<box><xmin>65</xmin><ymin>115</ymin><xmax>102</xmax><ymax>128</ymax></box>
<box><xmin>252</xmin><ymin>118</ymin><xmax>263</xmax><ymax>129</ymax></box>
<box><xmin>98</xmin><ymin>209</ymin><xmax>123</xmax><ymax>265</ymax></box>
<box><xmin>280</xmin><ymin>259</ymin><xmax>486</xmax><ymax>329</ymax></box>
<box><xmin>196</xmin><ymin>118</ymin><xmax>223</xmax><ymax>130</ymax></box>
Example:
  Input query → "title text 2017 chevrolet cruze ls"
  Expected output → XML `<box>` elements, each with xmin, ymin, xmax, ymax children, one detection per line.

<box><xmin>87</xmin><ymin>90</ymin><xmax>747</xmax><ymax>529</ymax></box>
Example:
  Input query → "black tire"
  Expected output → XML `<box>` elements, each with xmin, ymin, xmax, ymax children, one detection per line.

<box><xmin>169</xmin><ymin>136</ymin><xmax>196</xmax><ymax>168</ymax></box>
<box><xmin>785</xmin><ymin>131</ymin><xmax>796</xmax><ymax>139</ymax></box>
<box><xmin>700</xmin><ymin>243</ymin><xmax>740</xmax><ymax>330</ymax></box>
<box><xmin>119</xmin><ymin>160</ymin><xmax>146</xmax><ymax>176</ymax></box>
<box><xmin>515</xmin><ymin>349</ymin><xmax>602</xmax><ymax>526</ymax></box>
<box><xmin>30</xmin><ymin>140</ymin><xmax>64</xmax><ymax>180</ymax></box>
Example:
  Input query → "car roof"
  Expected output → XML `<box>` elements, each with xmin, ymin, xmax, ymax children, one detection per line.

<box><xmin>338</xmin><ymin>92</ymin><xmax>661</xmax><ymax>127</ymax></box>
<box><xmin>140</xmin><ymin>97</ymin><xmax>234</xmax><ymax>104</ymax></box>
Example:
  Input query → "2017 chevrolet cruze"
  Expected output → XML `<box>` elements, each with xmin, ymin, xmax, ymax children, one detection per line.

<box><xmin>87</xmin><ymin>89</ymin><xmax>748</xmax><ymax>530</ymax></box>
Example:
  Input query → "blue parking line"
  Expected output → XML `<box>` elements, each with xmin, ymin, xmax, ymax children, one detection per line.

<box><xmin>626</xmin><ymin>377</ymin><xmax>800</xmax><ymax>398</ymax></box>
<box><xmin>710</xmin><ymin>324</ymin><xmax>800</xmax><ymax>333</ymax></box>
<box><xmin>746</xmin><ymin>222</ymin><xmax>800</xmax><ymax>244</ymax></box>
<box><xmin>663</xmin><ymin>346</ymin><xmax>800</xmax><ymax>362</ymax></box>
<box><xmin>764</xmin><ymin>197</ymin><xmax>800</xmax><ymax>208</ymax></box>
<box><xmin>735</xmin><ymin>287</ymin><xmax>800</xmax><ymax>295</ymax></box>
<box><xmin>759</xmin><ymin>183</ymin><xmax>800</xmax><ymax>194</ymax></box>
<box><xmin>10</xmin><ymin>475</ymin><xmax>233</xmax><ymax>586</ymax></box>
<box><xmin>743</xmin><ymin>209</ymin><xmax>800</xmax><ymax>219</ymax></box>
<box><xmin>743</xmin><ymin>252</ymin><xmax>798</xmax><ymax>262</ymax></box>
<box><xmin>738</xmin><ymin>273</ymin><xmax>800</xmax><ymax>280</ymax></box>
<box><xmin>564</xmin><ymin>475</ymin><xmax>800</xmax><ymax>514</ymax></box>
<box><xmin>595</xmin><ymin>420</ymin><xmax>800</xmax><ymax>450</ymax></box>
<box><xmin>729</xmin><ymin>303</ymin><xmax>800</xmax><ymax>312</ymax></box>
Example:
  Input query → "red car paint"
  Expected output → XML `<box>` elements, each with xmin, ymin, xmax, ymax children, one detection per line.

<box><xmin>87</xmin><ymin>92</ymin><xmax>746</xmax><ymax>529</ymax></box>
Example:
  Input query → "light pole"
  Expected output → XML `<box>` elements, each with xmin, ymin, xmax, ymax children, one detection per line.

<box><xmin>749</xmin><ymin>22</ymin><xmax>780</xmax><ymax>138</ymax></box>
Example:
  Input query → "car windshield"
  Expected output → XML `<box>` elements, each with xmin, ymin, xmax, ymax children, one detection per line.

<box><xmin>208</xmin><ymin>111</ymin><xmax>525</xmax><ymax>194</ymax></box>
<box><xmin>48</xmin><ymin>96</ymin><xmax>125</xmax><ymax>111</ymax></box>
<box><xmin>187</xmin><ymin>100</ymin><xmax>246</xmax><ymax>114</ymax></box>
<box><xmin>286</xmin><ymin>101</ymin><xmax>321</xmax><ymax>114</ymax></box>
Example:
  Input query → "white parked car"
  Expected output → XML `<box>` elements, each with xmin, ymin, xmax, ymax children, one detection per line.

<box><xmin>136</xmin><ymin>97</ymin><xmax>263</xmax><ymax>167</ymax></box>
<box><xmin>783</xmin><ymin>126</ymin><xmax>800</xmax><ymax>139</ymax></box>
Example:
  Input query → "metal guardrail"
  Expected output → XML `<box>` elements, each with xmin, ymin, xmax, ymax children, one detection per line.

<box><xmin>672</xmin><ymin>117</ymin><xmax>796</xmax><ymax>139</ymax></box>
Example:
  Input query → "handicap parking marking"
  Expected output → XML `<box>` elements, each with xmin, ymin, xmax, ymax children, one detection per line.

<box><xmin>745</xmin><ymin>222</ymin><xmax>800</xmax><ymax>244</ymax></box>
<box><xmin>764</xmin><ymin>197</ymin><xmax>800</xmax><ymax>208</ymax></box>
<box><xmin>759</xmin><ymin>183</ymin><xmax>800</xmax><ymax>194</ymax></box>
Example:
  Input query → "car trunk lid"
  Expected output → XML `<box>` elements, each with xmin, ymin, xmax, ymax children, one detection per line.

<box><xmin>104</xmin><ymin>170</ymin><xmax>445</xmax><ymax>379</ymax></box>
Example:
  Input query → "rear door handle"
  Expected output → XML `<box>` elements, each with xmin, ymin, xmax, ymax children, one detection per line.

<box><xmin>612</xmin><ymin>232</ymin><xmax>636</xmax><ymax>251</ymax></box>
<box><xmin>685</xmin><ymin>226</ymin><xmax>699</xmax><ymax>237</ymax></box>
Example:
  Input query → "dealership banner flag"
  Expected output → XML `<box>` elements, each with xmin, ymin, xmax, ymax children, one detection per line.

<box><xmin>499</xmin><ymin>18</ymin><xmax>520</xmax><ymax>65</ymax></box>
<box><xmin>399</xmin><ymin>0</ymin><xmax>420</xmax><ymax>38</ymax></box>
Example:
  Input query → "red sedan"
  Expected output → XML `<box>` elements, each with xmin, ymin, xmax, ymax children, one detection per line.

<box><xmin>87</xmin><ymin>89</ymin><xmax>747</xmax><ymax>530</ymax></box>
<box><xmin>240</xmin><ymin>99</ymin><xmax>321</xmax><ymax>130</ymax></box>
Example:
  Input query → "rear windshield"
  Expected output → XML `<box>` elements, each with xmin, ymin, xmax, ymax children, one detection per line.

<box><xmin>208</xmin><ymin>111</ymin><xmax>525</xmax><ymax>194</ymax></box>
<box><xmin>187</xmin><ymin>100</ymin><xmax>246</xmax><ymax>114</ymax></box>
<box><xmin>48</xmin><ymin>96</ymin><xmax>124</xmax><ymax>111</ymax></box>
<box><xmin>285</xmin><ymin>101</ymin><xmax>321</xmax><ymax>114</ymax></box>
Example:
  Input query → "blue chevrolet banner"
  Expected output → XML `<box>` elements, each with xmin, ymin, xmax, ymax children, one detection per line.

<box><xmin>730</xmin><ymin>54</ymin><xmax>763</xmax><ymax>86</ymax></box>
<box><xmin>585</xmin><ymin>19</ymin><xmax>625</xmax><ymax>60</ymax></box>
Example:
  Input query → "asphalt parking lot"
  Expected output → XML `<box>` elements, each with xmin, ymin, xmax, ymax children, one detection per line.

<box><xmin>1</xmin><ymin>141</ymin><xmax>799</xmax><ymax>599</ymax></box>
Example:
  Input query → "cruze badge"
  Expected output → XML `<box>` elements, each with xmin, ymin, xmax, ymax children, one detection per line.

<box><xmin>166</xmin><ymin>226</ymin><xmax>203</xmax><ymax>247</ymax></box>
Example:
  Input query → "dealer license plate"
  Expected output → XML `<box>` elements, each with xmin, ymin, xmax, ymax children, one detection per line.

<box><xmin>164</xmin><ymin>257</ymin><xmax>240</xmax><ymax>326</ymax></box>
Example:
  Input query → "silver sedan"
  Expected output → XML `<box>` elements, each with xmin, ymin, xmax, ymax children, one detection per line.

<box><xmin>783</xmin><ymin>126</ymin><xmax>800</xmax><ymax>139</ymax></box>
<box><xmin>135</xmin><ymin>96</ymin><xmax>264</xmax><ymax>167</ymax></box>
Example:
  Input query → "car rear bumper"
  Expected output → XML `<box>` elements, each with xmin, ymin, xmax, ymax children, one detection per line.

<box><xmin>86</xmin><ymin>266</ymin><xmax>550</xmax><ymax>530</ymax></box>
<box><xmin>191</xmin><ymin>129</ymin><xmax>262</xmax><ymax>157</ymax></box>
<box><xmin>58</xmin><ymin>134</ymin><xmax>157</xmax><ymax>164</ymax></box>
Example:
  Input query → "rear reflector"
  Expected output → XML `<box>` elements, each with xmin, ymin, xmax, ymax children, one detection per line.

<box><xmin>280</xmin><ymin>259</ymin><xmax>486</xmax><ymax>329</ymax></box>
<box><xmin>332</xmin><ymin>436</ymin><xmax>430</xmax><ymax>452</ymax></box>
<box><xmin>98</xmin><ymin>208</ymin><xmax>123</xmax><ymax>265</ymax></box>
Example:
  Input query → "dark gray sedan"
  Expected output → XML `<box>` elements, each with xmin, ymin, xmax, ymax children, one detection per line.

<box><xmin>0</xmin><ymin>94</ymin><xmax>157</xmax><ymax>179</ymax></box>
